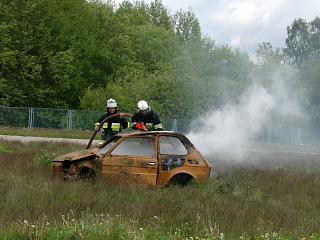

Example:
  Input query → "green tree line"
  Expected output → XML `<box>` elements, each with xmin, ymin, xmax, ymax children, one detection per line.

<box><xmin>0</xmin><ymin>0</ymin><xmax>320</xmax><ymax>126</ymax></box>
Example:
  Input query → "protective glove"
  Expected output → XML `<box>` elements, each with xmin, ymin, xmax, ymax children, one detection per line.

<box><xmin>135</xmin><ymin>122</ymin><xmax>148</xmax><ymax>131</ymax></box>
<box><xmin>94</xmin><ymin>123</ymin><xmax>101</xmax><ymax>131</ymax></box>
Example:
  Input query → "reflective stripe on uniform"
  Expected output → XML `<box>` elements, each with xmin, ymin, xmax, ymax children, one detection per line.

<box><xmin>111</xmin><ymin>122</ymin><xmax>121</xmax><ymax>131</ymax></box>
<box><xmin>146</xmin><ymin>123</ymin><xmax>153</xmax><ymax>130</ymax></box>
<box><xmin>102</xmin><ymin>123</ymin><xmax>109</xmax><ymax>128</ymax></box>
<box><xmin>146</xmin><ymin>123</ymin><xmax>153</xmax><ymax>128</ymax></box>
<box><xmin>154</xmin><ymin>123</ymin><xmax>163</xmax><ymax>129</ymax></box>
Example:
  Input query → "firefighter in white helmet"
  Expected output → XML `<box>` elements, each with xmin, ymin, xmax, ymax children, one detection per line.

<box><xmin>94</xmin><ymin>98</ymin><xmax>129</xmax><ymax>141</ymax></box>
<box><xmin>131</xmin><ymin>100</ymin><xmax>163</xmax><ymax>131</ymax></box>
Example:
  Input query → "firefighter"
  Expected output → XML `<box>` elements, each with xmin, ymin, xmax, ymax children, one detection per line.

<box><xmin>131</xmin><ymin>100</ymin><xmax>163</xmax><ymax>131</ymax></box>
<box><xmin>94</xmin><ymin>98</ymin><xmax>129</xmax><ymax>141</ymax></box>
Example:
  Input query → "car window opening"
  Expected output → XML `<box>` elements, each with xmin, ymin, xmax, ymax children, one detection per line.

<box><xmin>111</xmin><ymin>137</ymin><xmax>154</xmax><ymax>157</ymax></box>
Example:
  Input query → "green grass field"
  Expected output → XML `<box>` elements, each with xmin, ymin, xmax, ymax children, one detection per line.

<box><xmin>1</xmin><ymin>137</ymin><xmax>320</xmax><ymax>239</ymax></box>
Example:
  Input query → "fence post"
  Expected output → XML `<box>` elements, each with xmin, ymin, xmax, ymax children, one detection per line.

<box><xmin>67</xmin><ymin>110</ymin><xmax>69</xmax><ymax>130</ymax></box>
<box><xmin>70</xmin><ymin>110</ymin><xmax>73</xmax><ymax>130</ymax></box>
<box><xmin>298</xmin><ymin>127</ymin><xmax>302</xmax><ymax>144</ymax></box>
<box><xmin>171</xmin><ymin>119</ymin><xmax>177</xmax><ymax>132</ymax></box>
<box><xmin>67</xmin><ymin>110</ymin><xmax>72</xmax><ymax>130</ymax></box>
<box><xmin>267</xmin><ymin>127</ymin><xmax>271</xmax><ymax>143</ymax></box>
<box><xmin>28</xmin><ymin>107</ymin><xmax>34</xmax><ymax>129</ymax></box>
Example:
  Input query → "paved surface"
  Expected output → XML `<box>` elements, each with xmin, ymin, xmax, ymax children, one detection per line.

<box><xmin>0</xmin><ymin>135</ymin><xmax>99</xmax><ymax>145</ymax></box>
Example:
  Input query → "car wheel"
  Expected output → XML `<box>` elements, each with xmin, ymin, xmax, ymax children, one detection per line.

<box><xmin>169</xmin><ymin>173</ymin><xmax>193</xmax><ymax>187</ymax></box>
<box><xmin>78</xmin><ymin>167</ymin><xmax>96</xmax><ymax>181</ymax></box>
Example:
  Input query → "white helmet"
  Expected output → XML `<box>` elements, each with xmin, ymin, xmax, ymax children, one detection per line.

<box><xmin>137</xmin><ymin>100</ymin><xmax>149</xmax><ymax>111</ymax></box>
<box><xmin>106</xmin><ymin>98</ymin><xmax>117</xmax><ymax>108</ymax></box>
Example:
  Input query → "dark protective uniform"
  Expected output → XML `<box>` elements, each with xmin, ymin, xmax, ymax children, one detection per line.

<box><xmin>131</xmin><ymin>109</ymin><xmax>163</xmax><ymax>131</ymax></box>
<box><xmin>95</xmin><ymin>111</ymin><xmax>129</xmax><ymax>141</ymax></box>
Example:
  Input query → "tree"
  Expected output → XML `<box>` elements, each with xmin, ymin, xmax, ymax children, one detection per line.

<box><xmin>284</xmin><ymin>17</ymin><xmax>320</xmax><ymax>66</ymax></box>
<box><xmin>299</xmin><ymin>52</ymin><xmax>320</xmax><ymax>126</ymax></box>
<box><xmin>80</xmin><ymin>87</ymin><xmax>107</xmax><ymax>111</ymax></box>
<box><xmin>310</xmin><ymin>17</ymin><xmax>320</xmax><ymax>52</ymax></box>
<box><xmin>0</xmin><ymin>0</ymin><xmax>256</xmax><ymax>126</ymax></box>
<box><xmin>147</xmin><ymin>0</ymin><xmax>172</xmax><ymax>30</ymax></box>
<box><xmin>0</xmin><ymin>0</ymin><xmax>14</xmax><ymax>105</ymax></box>
<box><xmin>173</xmin><ymin>9</ymin><xmax>201</xmax><ymax>45</ymax></box>
<box><xmin>256</xmin><ymin>42</ymin><xmax>283</xmax><ymax>65</ymax></box>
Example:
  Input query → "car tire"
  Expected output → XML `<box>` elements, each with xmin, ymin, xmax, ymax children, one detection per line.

<box><xmin>169</xmin><ymin>173</ymin><xmax>193</xmax><ymax>187</ymax></box>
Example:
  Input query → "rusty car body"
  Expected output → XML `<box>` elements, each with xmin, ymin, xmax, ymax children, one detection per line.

<box><xmin>52</xmin><ymin>131</ymin><xmax>211</xmax><ymax>187</ymax></box>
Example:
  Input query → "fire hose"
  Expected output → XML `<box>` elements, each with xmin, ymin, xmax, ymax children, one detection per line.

<box><xmin>86</xmin><ymin>113</ymin><xmax>133</xmax><ymax>149</ymax></box>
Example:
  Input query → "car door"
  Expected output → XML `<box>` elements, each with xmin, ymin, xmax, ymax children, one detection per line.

<box><xmin>156</xmin><ymin>135</ymin><xmax>190</xmax><ymax>186</ymax></box>
<box><xmin>102</xmin><ymin>135</ymin><xmax>158</xmax><ymax>187</ymax></box>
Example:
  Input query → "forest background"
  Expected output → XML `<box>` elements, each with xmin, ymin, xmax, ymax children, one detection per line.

<box><xmin>1</xmin><ymin>0</ymin><xmax>320</xmax><ymax>127</ymax></box>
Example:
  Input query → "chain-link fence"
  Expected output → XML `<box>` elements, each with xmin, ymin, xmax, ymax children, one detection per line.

<box><xmin>0</xmin><ymin>106</ymin><xmax>184</xmax><ymax>132</ymax></box>
<box><xmin>256</xmin><ymin>127</ymin><xmax>320</xmax><ymax>145</ymax></box>
<box><xmin>1</xmin><ymin>106</ymin><xmax>320</xmax><ymax>145</ymax></box>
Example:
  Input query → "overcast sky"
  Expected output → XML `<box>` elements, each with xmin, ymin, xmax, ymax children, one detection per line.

<box><xmin>114</xmin><ymin>0</ymin><xmax>320</xmax><ymax>56</ymax></box>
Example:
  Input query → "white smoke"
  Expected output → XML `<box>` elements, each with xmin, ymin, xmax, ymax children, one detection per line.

<box><xmin>187</xmin><ymin>71</ymin><xmax>305</xmax><ymax>160</ymax></box>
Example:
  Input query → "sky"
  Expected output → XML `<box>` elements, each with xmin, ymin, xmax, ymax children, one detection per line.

<box><xmin>113</xmin><ymin>0</ymin><xmax>320</xmax><ymax>57</ymax></box>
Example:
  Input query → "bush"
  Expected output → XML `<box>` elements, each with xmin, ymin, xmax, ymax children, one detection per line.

<box><xmin>34</xmin><ymin>153</ymin><xmax>53</xmax><ymax>167</ymax></box>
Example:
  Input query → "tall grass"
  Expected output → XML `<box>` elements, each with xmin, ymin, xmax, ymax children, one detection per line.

<box><xmin>0</xmin><ymin>141</ymin><xmax>320</xmax><ymax>239</ymax></box>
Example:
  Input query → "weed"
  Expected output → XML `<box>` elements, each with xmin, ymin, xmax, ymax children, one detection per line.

<box><xmin>0</xmin><ymin>144</ymin><xmax>12</xmax><ymax>153</ymax></box>
<box><xmin>34</xmin><ymin>153</ymin><xmax>54</xmax><ymax>167</ymax></box>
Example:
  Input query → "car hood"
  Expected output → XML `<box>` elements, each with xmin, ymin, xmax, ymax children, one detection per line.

<box><xmin>53</xmin><ymin>148</ymin><xmax>98</xmax><ymax>162</ymax></box>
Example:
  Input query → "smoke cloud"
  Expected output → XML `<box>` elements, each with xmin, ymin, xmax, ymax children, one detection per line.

<box><xmin>187</xmin><ymin>69</ymin><xmax>306</xmax><ymax>160</ymax></box>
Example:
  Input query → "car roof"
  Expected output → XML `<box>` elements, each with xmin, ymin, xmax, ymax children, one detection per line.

<box><xmin>117</xmin><ymin>131</ymin><xmax>187</xmax><ymax>138</ymax></box>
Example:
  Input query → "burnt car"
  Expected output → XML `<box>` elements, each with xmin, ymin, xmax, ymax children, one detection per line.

<box><xmin>52</xmin><ymin>131</ymin><xmax>211</xmax><ymax>187</ymax></box>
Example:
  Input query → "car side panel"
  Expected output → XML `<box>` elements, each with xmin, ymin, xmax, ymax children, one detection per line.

<box><xmin>102</xmin><ymin>153</ymin><xmax>158</xmax><ymax>187</ymax></box>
